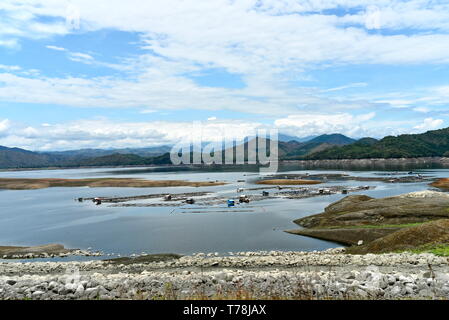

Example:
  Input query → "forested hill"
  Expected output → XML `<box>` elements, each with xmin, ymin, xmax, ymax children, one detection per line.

<box><xmin>306</xmin><ymin>127</ymin><xmax>449</xmax><ymax>160</ymax></box>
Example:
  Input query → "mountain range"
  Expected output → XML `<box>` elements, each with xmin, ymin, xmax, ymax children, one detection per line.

<box><xmin>1</xmin><ymin>129</ymin><xmax>448</xmax><ymax>169</ymax></box>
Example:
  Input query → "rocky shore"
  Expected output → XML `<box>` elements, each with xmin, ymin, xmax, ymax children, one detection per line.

<box><xmin>1</xmin><ymin>249</ymin><xmax>449</xmax><ymax>300</ymax></box>
<box><xmin>0</xmin><ymin>244</ymin><xmax>102</xmax><ymax>259</ymax></box>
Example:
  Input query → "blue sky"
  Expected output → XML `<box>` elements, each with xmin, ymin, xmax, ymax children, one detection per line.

<box><xmin>0</xmin><ymin>0</ymin><xmax>449</xmax><ymax>150</ymax></box>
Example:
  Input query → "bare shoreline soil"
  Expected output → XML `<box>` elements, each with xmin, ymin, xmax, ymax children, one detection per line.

<box><xmin>0</xmin><ymin>178</ymin><xmax>226</xmax><ymax>190</ymax></box>
<box><xmin>256</xmin><ymin>179</ymin><xmax>322</xmax><ymax>185</ymax></box>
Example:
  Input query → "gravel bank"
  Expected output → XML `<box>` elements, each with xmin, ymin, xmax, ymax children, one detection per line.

<box><xmin>1</xmin><ymin>248</ymin><xmax>449</xmax><ymax>300</ymax></box>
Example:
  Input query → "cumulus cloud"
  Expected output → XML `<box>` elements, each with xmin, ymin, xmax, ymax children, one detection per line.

<box><xmin>274</xmin><ymin>112</ymin><xmax>377</xmax><ymax>137</ymax></box>
<box><xmin>0</xmin><ymin>119</ymin><xmax>265</xmax><ymax>151</ymax></box>
<box><xmin>413</xmin><ymin>118</ymin><xmax>444</xmax><ymax>131</ymax></box>
<box><xmin>0</xmin><ymin>115</ymin><xmax>445</xmax><ymax>150</ymax></box>
<box><xmin>0</xmin><ymin>119</ymin><xmax>11</xmax><ymax>138</ymax></box>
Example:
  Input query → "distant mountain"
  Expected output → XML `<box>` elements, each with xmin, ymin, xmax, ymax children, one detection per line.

<box><xmin>73</xmin><ymin>153</ymin><xmax>149</xmax><ymax>166</ymax></box>
<box><xmin>43</xmin><ymin>145</ymin><xmax>172</xmax><ymax>159</ymax></box>
<box><xmin>279</xmin><ymin>134</ymin><xmax>356</xmax><ymax>160</ymax></box>
<box><xmin>0</xmin><ymin>146</ymin><xmax>57</xmax><ymax>168</ymax></box>
<box><xmin>0</xmin><ymin>145</ymin><xmax>174</xmax><ymax>169</ymax></box>
<box><xmin>278</xmin><ymin>134</ymin><xmax>317</xmax><ymax>143</ymax></box>
<box><xmin>307</xmin><ymin>127</ymin><xmax>449</xmax><ymax>160</ymax></box>
<box><xmin>307</xmin><ymin>134</ymin><xmax>356</xmax><ymax>145</ymax></box>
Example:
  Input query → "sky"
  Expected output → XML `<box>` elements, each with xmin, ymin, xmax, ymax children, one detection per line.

<box><xmin>0</xmin><ymin>0</ymin><xmax>449</xmax><ymax>151</ymax></box>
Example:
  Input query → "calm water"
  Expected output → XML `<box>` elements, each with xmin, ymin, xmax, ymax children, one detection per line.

<box><xmin>0</xmin><ymin>166</ymin><xmax>447</xmax><ymax>261</ymax></box>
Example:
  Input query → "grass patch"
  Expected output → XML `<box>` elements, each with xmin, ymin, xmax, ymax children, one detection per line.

<box><xmin>351</xmin><ymin>223</ymin><xmax>424</xmax><ymax>229</ymax></box>
<box><xmin>406</xmin><ymin>244</ymin><xmax>449</xmax><ymax>257</ymax></box>
<box><xmin>317</xmin><ymin>222</ymin><xmax>424</xmax><ymax>230</ymax></box>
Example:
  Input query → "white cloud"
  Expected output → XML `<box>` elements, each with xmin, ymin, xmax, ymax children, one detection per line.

<box><xmin>0</xmin><ymin>118</ymin><xmax>264</xmax><ymax>151</ymax></box>
<box><xmin>0</xmin><ymin>64</ymin><xmax>21</xmax><ymax>71</ymax></box>
<box><xmin>0</xmin><ymin>114</ymin><xmax>445</xmax><ymax>150</ymax></box>
<box><xmin>413</xmin><ymin>117</ymin><xmax>444</xmax><ymax>131</ymax></box>
<box><xmin>67</xmin><ymin>52</ymin><xmax>94</xmax><ymax>63</ymax></box>
<box><xmin>0</xmin><ymin>119</ymin><xmax>11</xmax><ymax>137</ymax></box>
<box><xmin>272</xmin><ymin>112</ymin><xmax>384</xmax><ymax>138</ymax></box>
<box><xmin>322</xmin><ymin>83</ymin><xmax>368</xmax><ymax>93</ymax></box>
<box><xmin>413</xmin><ymin>107</ymin><xmax>430</xmax><ymax>113</ymax></box>
<box><xmin>46</xmin><ymin>45</ymin><xmax>66</xmax><ymax>51</ymax></box>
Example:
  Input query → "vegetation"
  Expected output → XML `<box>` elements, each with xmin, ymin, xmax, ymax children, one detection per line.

<box><xmin>307</xmin><ymin>127</ymin><xmax>449</xmax><ymax>159</ymax></box>
<box><xmin>320</xmin><ymin>223</ymin><xmax>424</xmax><ymax>230</ymax></box>
<box><xmin>407</xmin><ymin>244</ymin><xmax>449</xmax><ymax>257</ymax></box>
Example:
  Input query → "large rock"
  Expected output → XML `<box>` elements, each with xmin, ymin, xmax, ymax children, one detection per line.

<box><xmin>0</xmin><ymin>244</ymin><xmax>73</xmax><ymax>258</ymax></box>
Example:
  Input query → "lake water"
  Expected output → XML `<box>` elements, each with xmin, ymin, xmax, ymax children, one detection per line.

<box><xmin>0</xmin><ymin>166</ymin><xmax>448</xmax><ymax>261</ymax></box>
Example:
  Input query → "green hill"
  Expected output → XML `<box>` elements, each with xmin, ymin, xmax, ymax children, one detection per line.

<box><xmin>307</xmin><ymin>127</ymin><xmax>449</xmax><ymax>160</ymax></box>
<box><xmin>0</xmin><ymin>146</ymin><xmax>56</xmax><ymax>168</ymax></box>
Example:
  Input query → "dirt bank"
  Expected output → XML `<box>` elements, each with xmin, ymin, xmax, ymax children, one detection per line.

<box><xmin>285</xmin><ymin>227</ymin><xmax>401</xmax><ymax>246</ymax></box>
<box><xmin>256</xmin><ymin>179</ymin><xmax>322</xmax><ymax>185</ymax></box>
<box><xmin>0</xmin><ymin>178</ymin><xmax>226</xmax><ymax>190</ymax></box>
<box><xmin>431</xmin><ymin>178</ymin><xmax>449</xmax><ymax>190</ymax></box>
<box><xmin>347</xmin><ymin>219</ymin><xmax>449</xmax><ymax>254</ymax></box>
<box><xmin>288</xmin><ymin>191</ymin><xmax>449</xmax><ymax>254</ymax></box>
<box><xmin>294</xmin><ymin>192</ymin><xmax>449</xmax><ymax>229</ymax></box>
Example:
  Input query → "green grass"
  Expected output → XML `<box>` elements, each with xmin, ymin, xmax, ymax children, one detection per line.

<box><xmin>351</xmin><ymin>223</ymin><xmax>424</xmax><ymax>229</ymax></box>
<box><xmin>407</xmin><ymin>244</ymin><xmax>449</xmax><ymax>257</ymax></box>
<box><xmin>318</xmin><ymin>222</ymin><xmax>424</xmax><ymax>230</ymax></box>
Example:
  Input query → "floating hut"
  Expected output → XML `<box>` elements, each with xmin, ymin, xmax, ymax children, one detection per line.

<box><xmin>239</xmin><ymin>195</ymin><xmax>250</xmax><ymax>203</ymax></box>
